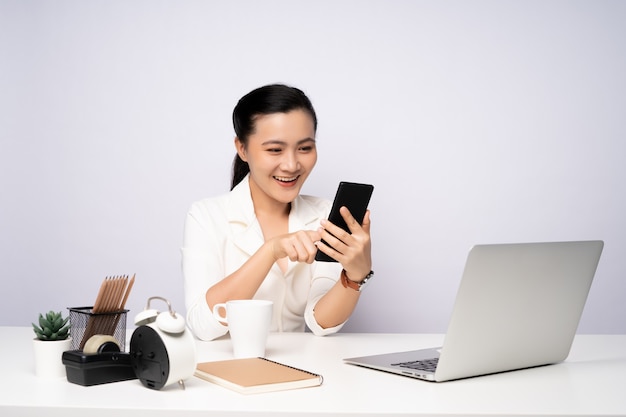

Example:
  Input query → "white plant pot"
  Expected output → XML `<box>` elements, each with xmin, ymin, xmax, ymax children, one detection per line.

<box><xmin>33</xmin><ymin>337</ymin><xmax>72</xmax><ymax>378</ymax></box>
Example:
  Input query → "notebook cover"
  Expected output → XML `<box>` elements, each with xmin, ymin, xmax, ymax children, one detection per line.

<box><xmin>195</xmin><ymin>357</ymin><xmax>323</xmax><ymax>394</ymax></box>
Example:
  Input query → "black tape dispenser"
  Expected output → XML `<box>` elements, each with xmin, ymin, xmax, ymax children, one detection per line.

<box><xmin>62</xmin><ymin>334</ymin><xmax>137</xmax><ymax>386</ymax></box>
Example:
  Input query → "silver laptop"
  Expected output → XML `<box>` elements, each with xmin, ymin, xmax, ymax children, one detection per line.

<box><xmin>344</xmin><ymin>240</ymin><xmax>604</xmax><ymax>382</ymax></box>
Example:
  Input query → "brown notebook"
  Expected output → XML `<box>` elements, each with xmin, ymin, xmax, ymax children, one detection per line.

<box><xmin>195</xmin><ymin>357</ymin><xmax>323</xmax><ymax>394</ymax></box>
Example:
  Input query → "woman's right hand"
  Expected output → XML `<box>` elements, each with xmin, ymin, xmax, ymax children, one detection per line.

<box><xmin>269</xmin><ymin>230</ymin><xmax>322</xmax><ymax>264</ymax></box>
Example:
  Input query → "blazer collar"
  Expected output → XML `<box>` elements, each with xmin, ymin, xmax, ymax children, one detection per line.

<box><xmin>227</xmin><ymin>175</ymin><xmax>322</xmax><ymax>257</ymax></box>
<box><xmin>226</xmin><ymin>175</ymin><xmax>257</xmax><ymax>228</ymax></box>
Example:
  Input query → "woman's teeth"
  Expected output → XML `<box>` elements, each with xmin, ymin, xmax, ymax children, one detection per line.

<box><xmin>274</xmin><ymin>176</ymin><xmax>298</xmax><ymax>182</ymax></box>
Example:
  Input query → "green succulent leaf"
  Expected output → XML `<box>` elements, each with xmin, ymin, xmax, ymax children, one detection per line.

<box><xmin>33</xmin><ymin>310</ymin><xmax>71</xmax><ymax>340</ymax></box>
<box><xmin>32</xmin><ymin>324</ymin><xmax>44</xmax><ymax>339</ymax></box>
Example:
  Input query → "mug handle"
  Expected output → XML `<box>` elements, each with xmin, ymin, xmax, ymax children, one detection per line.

<box><xmin>212</xmin><ymin>303</ymin><xmax>228</xmax><ymax>325</ymax></box>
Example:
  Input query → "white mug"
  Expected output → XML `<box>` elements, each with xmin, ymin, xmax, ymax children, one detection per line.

<box><xmin>212</xmin><ymin>299</ymin><xmax>273</xmax><ymax>358</ymax></box>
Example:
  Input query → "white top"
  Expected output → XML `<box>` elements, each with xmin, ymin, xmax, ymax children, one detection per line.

<box><xmin>182</xmin><ymin>175</ymin><xmax>344</xmax><ymax>341</ymax></box>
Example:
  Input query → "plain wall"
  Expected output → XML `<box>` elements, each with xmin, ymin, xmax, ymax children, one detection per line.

<box><xmin>1</xmin><ymin>0</ymin><xmax>625</xmax><ymax>333</ymax></box>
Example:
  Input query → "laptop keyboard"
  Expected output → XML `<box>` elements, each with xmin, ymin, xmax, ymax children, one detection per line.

<box><xmin>392</xmin><ymin>358</ymin><xmax>439</xmax><ymax>372</ymax></box>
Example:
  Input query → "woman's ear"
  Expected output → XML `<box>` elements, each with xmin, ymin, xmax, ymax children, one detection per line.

<box><xmin>234</xmin><ymin>137</ymin><xmax>247</xmax><ymax>162</ymax></box>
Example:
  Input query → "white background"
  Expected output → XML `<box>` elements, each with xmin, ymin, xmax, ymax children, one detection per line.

<box><xmin>2</xmin><ymin>0</ymin><xmax>624</xmax><ymax>333</ymax></box>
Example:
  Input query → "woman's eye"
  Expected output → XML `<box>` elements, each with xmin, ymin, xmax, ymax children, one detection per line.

<box><xmin>267</xmin><ymin>148</ymin><xmax>282</xmax><ymax>154</ymax></box>
<box><xmin>299</xmin><ymin>146</ymin><xmax>314</xmax><ymax>152</ymax></box>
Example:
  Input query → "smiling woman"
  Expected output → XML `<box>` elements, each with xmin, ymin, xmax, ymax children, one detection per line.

<box><xmin>182</xmin><ymin>84</ymin><xmax>374</xmax><ymax>341</ymax></box>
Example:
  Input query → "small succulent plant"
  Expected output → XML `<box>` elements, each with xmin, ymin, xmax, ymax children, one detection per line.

<box><xmin>32</xmin><ymin>310</ymin><xmax>70</xmax><ymax>341</ymax></box>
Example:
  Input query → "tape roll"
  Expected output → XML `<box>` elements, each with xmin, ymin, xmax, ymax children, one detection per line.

<box><xmin>83</xmin><ymin>334</ymin><xmax>121</xmax><ymax>355</ymax></box>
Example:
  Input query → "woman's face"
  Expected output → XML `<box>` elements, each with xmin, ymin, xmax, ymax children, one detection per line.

<box><xmin>236</xmin><ymin>109</ymin><xmax>317</xmax><ymax>207</ymax></box>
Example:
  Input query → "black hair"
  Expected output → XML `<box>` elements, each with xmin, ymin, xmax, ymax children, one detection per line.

<box><xmin>230</xmin><ymin>84</ymin><xmax>318</xmax><ymax>190</ymax></box>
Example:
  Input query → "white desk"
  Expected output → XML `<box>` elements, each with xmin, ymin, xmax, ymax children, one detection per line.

<box><xmin>2</xmin><ymin>326</ymin><xmax>626</xmax><ymax>416</ymax></box>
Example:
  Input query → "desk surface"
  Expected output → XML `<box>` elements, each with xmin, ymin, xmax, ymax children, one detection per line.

<box><xmin>2</xmin><ymin>326</ymin><xmax>626</xmax><ymax>417</ymax></box>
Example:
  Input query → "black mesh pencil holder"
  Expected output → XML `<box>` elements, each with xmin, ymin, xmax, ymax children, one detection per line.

<box><xmin>68</xmin><ymin>307</ymin><xmax>128</xmax><ymax>351</ymax></box>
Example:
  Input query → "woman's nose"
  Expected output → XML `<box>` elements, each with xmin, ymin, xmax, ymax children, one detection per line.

<box><xmin>280</xmin><ymin>152</ymin><xmax>300</xmax><ymax>171</ymax></box>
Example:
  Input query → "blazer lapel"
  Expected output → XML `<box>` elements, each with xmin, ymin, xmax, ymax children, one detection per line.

<box><xmin>227</xmin><ymin>176</ymin><xmax>264</xmax><ymax>257</ymax></box>
<box><xmin>290</xmin><ymin>195</ymin><xmax>323</xmax><ymax>232</ymax></box>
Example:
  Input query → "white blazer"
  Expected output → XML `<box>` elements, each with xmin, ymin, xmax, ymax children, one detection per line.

<box><xmin>182</xmin><ymin>175</ymin><xmax>344</xmax><ymax>341</ymax></box>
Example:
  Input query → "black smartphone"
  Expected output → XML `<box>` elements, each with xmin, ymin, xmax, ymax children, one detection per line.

<box><xmin>315</xmin><ymin>181</ymin><xmax>374</xmax><ymax>262</ymax></box>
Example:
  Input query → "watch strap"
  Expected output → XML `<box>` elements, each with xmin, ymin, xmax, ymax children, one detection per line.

<box><xmin>341</xmin><ymin>269</ymin><xmax>374</xmax><ymax>292</ymax></box>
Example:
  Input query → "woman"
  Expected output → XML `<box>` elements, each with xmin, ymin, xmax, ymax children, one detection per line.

<box><xmin>182</xmin><ymin>84</ymin><xmax>373</xmax><ymax>341</ymax></box>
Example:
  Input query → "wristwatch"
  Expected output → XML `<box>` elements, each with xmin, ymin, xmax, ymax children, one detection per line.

<box><xmin>341</xmin><ymin>269</ymin><xmax>374</xmax><ymax>292</ymax></box>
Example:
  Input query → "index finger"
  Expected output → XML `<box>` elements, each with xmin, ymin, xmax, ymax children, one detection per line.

<box><xmin>305</xmin><ymin>229</ymin><xmax>323</xmax><ymax>243</ymax></box>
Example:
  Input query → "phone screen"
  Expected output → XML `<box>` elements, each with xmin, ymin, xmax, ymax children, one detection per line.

<box><xmin>315</xmin><ymin>182</ymin><xmax>374</xmax><ymax>262</ymax></box>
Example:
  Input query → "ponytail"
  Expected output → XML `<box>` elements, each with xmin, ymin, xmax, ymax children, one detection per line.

<box><xmin>231</xmin><ymin>154</ymin><xmax>249</xmax><ymax>190</ymax></box>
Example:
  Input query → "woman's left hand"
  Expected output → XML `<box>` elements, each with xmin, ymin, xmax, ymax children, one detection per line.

<box><xmin>316</xmin><ymin>206</ymin><xmax>372</xmax><ymax>280</ymax></box>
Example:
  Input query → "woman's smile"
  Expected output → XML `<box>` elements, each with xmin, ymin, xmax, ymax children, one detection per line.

<box><xmin>274</xmin><ymin>175</ymin><xmax>300</xmax><ymax>186</ymax></box>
